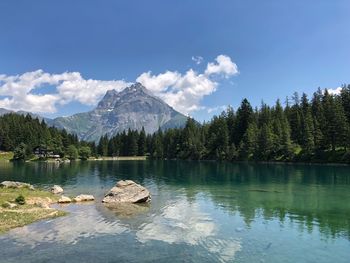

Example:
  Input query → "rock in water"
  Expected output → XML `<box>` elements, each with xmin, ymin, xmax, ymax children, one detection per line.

<box><xmin>0</xmin><ymin>181</ymin><xmax>34</xmax><ymax>190</ymax></box>
<box><xmin>51</xmin><ymin>185</ymin><xmax>63</xmax><ymax>194</ymax></box>
<box><xmin>102</xmin><ymin>180</ymin><xmax>151</xmax><ymax>203</ymax></box>
<box><xmin>73</xmin><ymin>194</ymin><xmax>95</xmax><ymax>202</ymax></box>
<box><xmin>58</xmin><ymin>195</ymin><xmax>72</xmax><ymax>203</ymax></box>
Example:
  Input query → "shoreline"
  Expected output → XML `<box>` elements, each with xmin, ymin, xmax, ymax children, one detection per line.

<box><xmin>0</xmin><ymin>186</ymin><xmax>67</xmax><ymax>234</ymax></box>
<box><xmin>0</xmin><ymin>158</ymin><xmax>349</xmax><ymax>166</ymax></box>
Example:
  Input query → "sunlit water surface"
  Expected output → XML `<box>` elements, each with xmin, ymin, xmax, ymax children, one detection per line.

<box><xmin>0</xmin><ymin>161</ymin><xmax>349</xmax><ymax>262</ymax></box>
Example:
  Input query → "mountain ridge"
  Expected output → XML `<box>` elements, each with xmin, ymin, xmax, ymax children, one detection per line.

<box><xmin>0</xmin><ymin>83</ymin><xmax>188</xmax><ymax>142</ymax></box>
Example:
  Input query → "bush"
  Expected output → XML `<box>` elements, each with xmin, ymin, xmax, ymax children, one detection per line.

<box><xmin>79</xmin><ymin>146</ymin><xmax>91</xmax><ymax>160</ymax></box>
<box><xmin>15</xmin><ymin>195</ymin><xmax>26</xmax><ymax>205</ymax></box>
<box><xmin>66</xmin><ymin>145</ymin><xmax>78</xmax><ymax>160</ymax></box>
<box><xmin>13</xmin><ymin>143</ymin><xmax>27</xmax><ymax>161</ymax></box>
<box><xmin>1</xmin><ymin>202</ymin><xmax>10</xmax><ymax>208</ymax></box>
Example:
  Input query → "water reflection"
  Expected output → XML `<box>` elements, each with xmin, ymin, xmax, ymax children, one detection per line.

<box><xmin>135</xmin><ymin>198</ymin><xmax>241</xmax><ymax>262</ymax></box>
<box><xmin>0</xmin><ymin>160</ymin><xmax>350</xmax><ymax>252</ymax></box>
<box><xmin>6</xmin><ymin>204</ymin><xmax>127</xmax><ymax>247</ymax></box>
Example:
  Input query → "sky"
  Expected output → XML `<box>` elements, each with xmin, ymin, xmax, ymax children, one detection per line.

<box><xmin>0</xmin><ymin>0</ymin><xmax>349</xmax><ymax>121</ymax></box>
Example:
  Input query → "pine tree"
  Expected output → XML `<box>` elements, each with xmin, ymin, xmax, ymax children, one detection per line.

<box><xmin>256</xmin><ymin>124</ymin><xmax>274</xmax><ymax>161</ymax></box>
<box><xmin>138</xmin><ymin>127</ymin><xmax>146</xmax><ymax>156</ymax></box>
<box><xmin>233</xmin><ymin>99</ymin><xmax>253</xmax><ymax>147</ymax></box>
<box><xmin>300</xmin><ymin>94</ymin><xmax>314</xmax><ymax>154</ymax></box>
<box><xmin>97</xmin><ymin>135</ymin><xmax>109</xmax><ymax>156</ymax></box>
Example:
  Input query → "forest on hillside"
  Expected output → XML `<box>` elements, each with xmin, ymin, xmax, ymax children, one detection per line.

<box><xmin>97</xmin><ymin>85</ymin><xmax>350</xmax><ymax>163</ymax></box>
<box><xmin>1</xmin><ymin>85</ymin><xmax>350</xmax><ymax>163</ymax></box>
<box><xmin>0</xmin><ymin>114</ymin><xmax>93</xmax><ymax>160</ymax></box>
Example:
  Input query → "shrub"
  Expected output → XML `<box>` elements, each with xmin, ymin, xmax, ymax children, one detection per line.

<box><xmin>15</xmin><ymin>195</ymin><xmax>26</xmax><ymax>205</ymax></box>
<box><xmin>1</xmin><ymin>202</ymin><xmax>10</xmax><ymax>208</ymax></box>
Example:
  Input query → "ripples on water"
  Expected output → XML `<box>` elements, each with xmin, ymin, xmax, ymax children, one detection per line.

<box><xmin>0</xmin><ymin>161</ymin><xmax>349</xmax><ymax>262</ymax></box>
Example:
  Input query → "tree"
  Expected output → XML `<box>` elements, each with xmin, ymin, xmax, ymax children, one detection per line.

<box><xmin>322</xmin><ymin>90</ymin><xmax>349</xmax><ymax>151</ymax></box>
<box><xmin>66</xmin><ymin>145</ymin><xmax>78</xmax><ymax>160</ymax></box>
<box><xmin>300</xmin><ymin>95</ymin><xmax>314</xmax><ymax>154</ymax></box>
<box><xmin>97</xmin><ymin>135</ymin><xmax>109</xmax><ymax>156</ymax></box>
<box><xmin>239</xmin><ymin>122</ymin><xmax>258</xmax><ymax>160</ymax></box>
<box><xmin>207</xmin><ymin>115</ymin><xmax>229</xmax><ymax>160</ymax></box>
<box><xmin>340</xmin><ymin>84</ymin><xmax>350</xmax><ymax>123</ymax></box>
<box><xmin>79</xmin><ymin>146</ymin><xmax>91</xmax><ymax>160</ymax></box>
<box><xmin>13</xmin><ymin>143</ymin><xmax>27</xmax><ymax>161</ymax></box>
<box><xmin>255</xmin><ymin>124</ymin><xmax>274</xmax><ymax>161</ymax></box>
<box><xmin>233</xmin><ymin>99</ymin><xmax>253</xmax><ymax>146</ymax></box>
<box><xmin>226</xmin><ymin>106</ymin><xmax>236</xmax><ymax>146</ymax></box>
<box><xmin>180</xmin><ymin>118</ymin><xmax>203</xmax><ymax>160</ymax></box>
<box><xmin>127</xmin><ymin>129</ymin><xmax>138</xmax><ymax>156</ymax></box>
<box><xmin>138</xmin><ymin>127</ymin><xmax>147</xmax><ymax>156</ymax></box>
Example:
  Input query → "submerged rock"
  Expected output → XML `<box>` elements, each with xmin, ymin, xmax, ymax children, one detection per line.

<box><xmin>104</xmin><ymin>202</ymin><xmax>150</xmax><ymax>218</ymax></box>
<box><xmin>51</xmin><ymin>185</ymin><xmax>64</xmax><ymax>194</ymax></box>
<box><xmin>58</xmin><ymin>195</ymin><xmax>72</xmax><ymax>203</ymax></box>
<box><xmin>0</xmin><ymin>181</ymin><xmax>34</xmax><ymax>190</ymax></box>
<box><xmin>73</xmin><ymin>194</ymin><xmax>95</xmax><ymax>202</ymax></box>
<box><xmin>102</xmin><ymin>180</ymin><xmax>151</xmax><ymax>203</ymax></box>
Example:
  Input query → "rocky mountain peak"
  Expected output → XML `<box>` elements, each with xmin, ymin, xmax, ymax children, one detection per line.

<box><xmin>52</xmin><ymin>83</ymin><xmax>187</xmax><ymax>141</ymax></box>
<box><xmin>97</xmin><ymin>83</ymin><xmax>151</xmax><ymax>110</ymax></box>
<box><xmin>121</xmin><ymin>82</ymin><xmax>151</xmax><ymax>96</ymax></box>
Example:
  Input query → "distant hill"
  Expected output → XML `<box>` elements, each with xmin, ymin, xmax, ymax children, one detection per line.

<box><xmin>0</xmin><ymin>108</ymin><xmax>50</xmax><ymax>123</ymax></box>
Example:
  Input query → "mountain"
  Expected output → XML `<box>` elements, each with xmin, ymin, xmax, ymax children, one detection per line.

<box><xmin>51</xmin><ymin>83</ymin><xmax>187</xmax><ymax>141</ymax></box>
<box><xmin>0</xmin><ymin>108</ymin><xmax>50</xmax><ymax>123</ymax></box>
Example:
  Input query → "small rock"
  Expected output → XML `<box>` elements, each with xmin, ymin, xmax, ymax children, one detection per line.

<box><xmin>73</xmin><ymin>194</ymin><xmax>95</xmax><ymax>202</ymax></box>
<box><xmin>102</xmin><ymin>180</ymin><xmax>151</xmax><ymax>203</ymax></box>
<box><xmin>58</xmin><ymin>195</ymin><xmax>72</xmax><ymax>203</ymax></box>
<box><xmin>51</xmin><ymin>185</ymin><xmax>63</xmax><ymax>194</ymax></box>
<box><xmin>37</xmin><ymin>202</ymin><xmax>50</xmax><ymax>209</ymax></box>
<box><xmin>3</xmin><ymin>201</ymin><xmax>17</xmax><ymax>209</ymax></box>
<box><xmin>0</xmin><ymin>181</ymin><xmax>34</xmax><ymax>190</ymax></box>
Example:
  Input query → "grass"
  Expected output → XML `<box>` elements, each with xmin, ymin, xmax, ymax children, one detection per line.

<box><xmin>0</xmin><ymin>151</ymin><xmax>13</xmax><ymax>161</ymax></box>
<box><xmin>0</xmin><ymin>187</ymin><xmax>67</xmax><ymax>234</ymax></box>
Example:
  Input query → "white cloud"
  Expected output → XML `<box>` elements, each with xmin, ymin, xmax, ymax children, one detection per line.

<box><xmin>0</xmin><ymin>70</ymin><xmax>130</xmax><ymax>113</ymax></box>
<box><xmin>137</xmin><ymin>54</ymin><xmax>238</xmax><ymax>115</ymax></box>
<box><xmin>205</xmin><ymin>54</ymin><xmax>238</xmax><ymax>77</ymax></box>
<box><xmin>191</xmin><ymin>55</ymin><xmax>203</xmax><ymax>65</ymax></box>
<box><xmin>57</xmin><ymin>75</ymin><xmax>130</xmax><ymax>105</ymax></box>
<box><xmin>206</xmin><ymin>105</ymin><xmax>228</xmax><ymax>114</ymax></box>
<box><xmin>327</xmin><ymin>87</ymin><xmax>342</xmax><ymax>95</ymax></box>
<box><xmin>0</xmin><ymin>55</ymin><xmax>238</xmax><ymax>115</ymax></box>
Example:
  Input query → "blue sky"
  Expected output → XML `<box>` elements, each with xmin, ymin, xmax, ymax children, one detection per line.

<box><xmin>0</xmin><ymin>0</ymin><xmax>349</xmax><ymax>121</ymax></box>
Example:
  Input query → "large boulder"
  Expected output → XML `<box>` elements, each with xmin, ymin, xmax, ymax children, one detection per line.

<box><xmin>0</xmin><ymin>181</ymin><xmax>34</xmax><ymax>190</ymax></box>
<box><xmin>102</xmin><ymin>180</ymin><xmax>151</xmax><ymax>203</ymax></box>
<box><xmin>51</xmin><ymin>185</ymin><xmax>63</xmax><ymax>194</ymax></box>
<box><xmin>73</xmin><ymin>194</ymin><xmax>95</xmax><ymax>202</ymax></box>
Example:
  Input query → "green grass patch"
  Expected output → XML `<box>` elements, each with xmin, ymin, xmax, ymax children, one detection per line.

<box><xmin>0</xmin><ymin>152</ymin><xmax>14</xmax><ymax>161</ymax></box>
<box><xmin>0</xmin><ymin>187</ymin><xmax>66</xmax><ymax>234</ymax></box>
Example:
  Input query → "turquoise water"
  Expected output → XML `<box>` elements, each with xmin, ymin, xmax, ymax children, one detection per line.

<box><xmin>0</xmin><ymin>161</ymin><xmax>349</xmax><ymax>262</ymax></box>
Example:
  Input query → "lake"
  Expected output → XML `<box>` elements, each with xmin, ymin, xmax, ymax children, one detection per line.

<box><xmin>0</xmin><ymin>161</ymin><xmax>349</xmax><ymax>262</ymax></box>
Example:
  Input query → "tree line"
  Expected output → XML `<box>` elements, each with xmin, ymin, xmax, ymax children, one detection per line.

<box><xmin>1</xmin><ymin>85</ymin><xmax>350</xmax><ymax>163</ymax></box>
<box><xmin>0</xmin><ymin>114</ymin><xmax>93</xmax><ymax>160</ymax></box>
<box><xmin>97</xmin><ymin>85</ymin><xmax>350</xmax><ymax>163</ymax></box>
